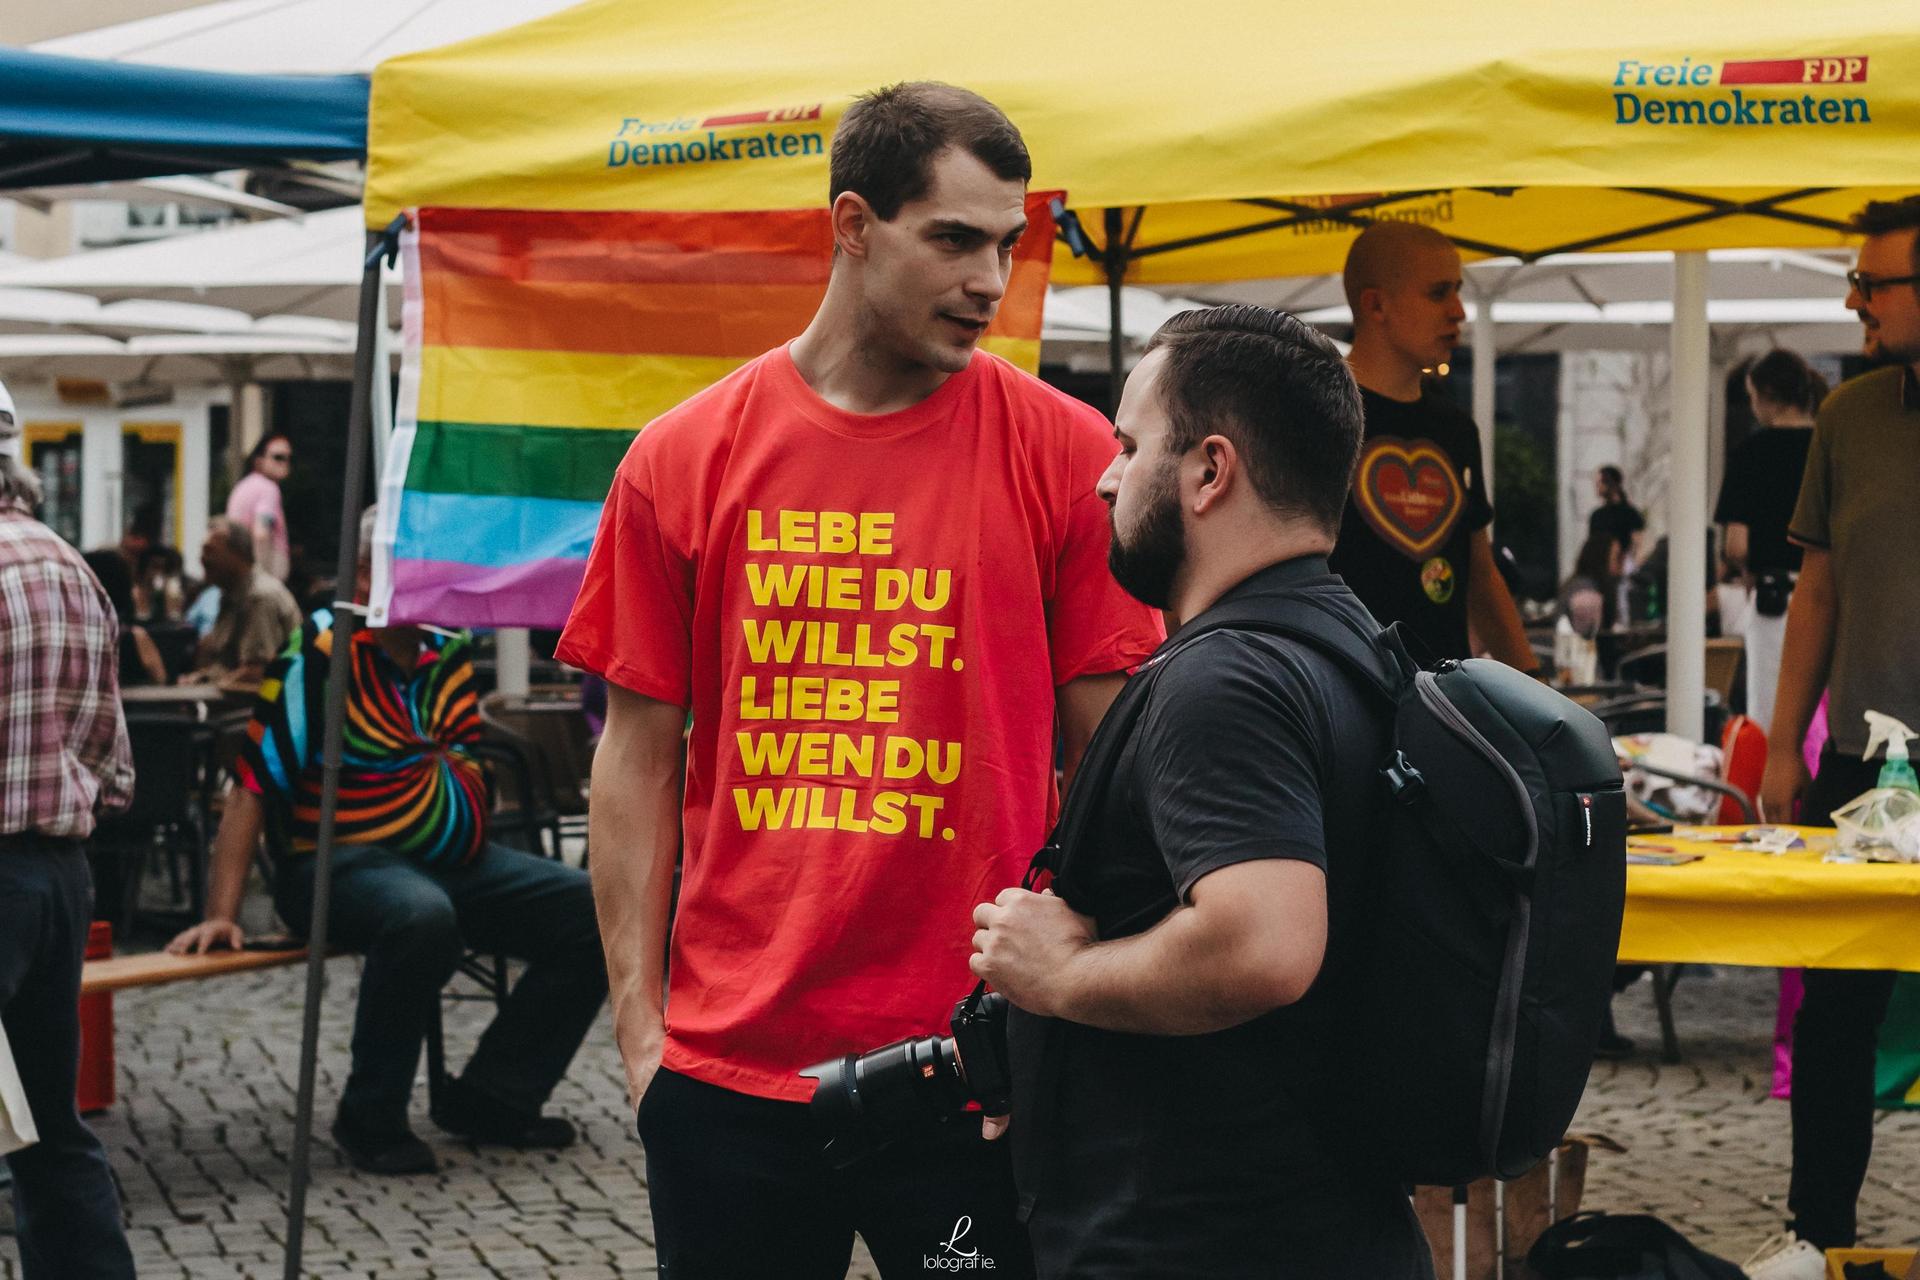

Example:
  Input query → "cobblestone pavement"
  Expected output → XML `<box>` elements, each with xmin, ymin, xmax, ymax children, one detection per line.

<box><xmin>5</xmin><ymin>961</ymin><xmax>1918</xmax><ymax>1277</ymax></box>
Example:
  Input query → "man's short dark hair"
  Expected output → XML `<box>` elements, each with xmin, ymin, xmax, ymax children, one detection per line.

<box><xmin>1852</xmin><ymin>195</ymin><xmax>1920</xmax><ymax>270</ymax></box>
<box><xmin>1146</xmin><ymin>305</ymin><xmax>1363</xmax><ymax>534</ymax></box>
<box><xmin>1598</xmin><ymin>465</ymin><xmax>1624</xmax><ymax>490</ymax></box>
<box><xmin>830</xmin><ymin>82</ymin><xmax>1031</xmax><ymax>221</ymax></box>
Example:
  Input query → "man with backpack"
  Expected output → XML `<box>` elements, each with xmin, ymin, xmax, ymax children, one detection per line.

<box><xmin>970</xmin><ymin>305</ymin><xmax>1435</xmax><ymax>1277</ymax></box>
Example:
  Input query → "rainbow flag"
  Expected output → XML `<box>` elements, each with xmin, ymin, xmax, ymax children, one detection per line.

<box><xmin>371</xmin><ymin>199</ymin><xmax>1058</xmax><ymax>629</ymax></box>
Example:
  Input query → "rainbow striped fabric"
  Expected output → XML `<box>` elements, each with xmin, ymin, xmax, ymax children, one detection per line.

<box><xmin>237</xmin><ymin>611</ymin><xmax>489</xmax><ymax>865</ymax></box>
<box><xmin>373</xmin><ymin>200</ymin><xmax>1058</xmax><ymax>629</ymax></box>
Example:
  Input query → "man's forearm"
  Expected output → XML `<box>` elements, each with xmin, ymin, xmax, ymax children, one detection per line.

<box><xmin>206</xmin><ymin>787</ymin><xmax>264</xmax><ymax>922</ymax></box>
<box><xmin>588</xmin><ymin>732</ymin><xmax>682</xmax><ymax>1067</ymax></box>
<box><xmin>1052</xmin><ymin>906</ymin><xmax>1303</xmax><ymax>1037</ymax></box>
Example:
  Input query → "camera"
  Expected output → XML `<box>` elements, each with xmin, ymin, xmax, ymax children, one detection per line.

<box><xmin>799</xmin><ymin>986</ymin><xmax>1011</xmax><ymax>1167</ymax></box>
<box><xmin>1754</xmin><ymin>570</ymin><xmax>1795</xmax><ymax>618</ymax></box>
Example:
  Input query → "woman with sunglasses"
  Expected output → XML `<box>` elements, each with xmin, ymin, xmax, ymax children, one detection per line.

<box><xmin>227</xmin><ymin>431</ymin><xmax>293</xmax><ymax>581</ymax></box>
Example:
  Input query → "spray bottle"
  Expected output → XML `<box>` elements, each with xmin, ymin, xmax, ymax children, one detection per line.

<box><xmin>1864</xmin><ymin>711</ymin><xmax>1920</xmax><ymax>793</ymax></box>
<box><xmin>1833</xmin><ymin>710</ymin><xmax>1920</xmax><ymax>859</ymax></box>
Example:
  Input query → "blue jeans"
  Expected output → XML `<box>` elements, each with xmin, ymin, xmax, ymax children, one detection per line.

<box><xmin>0</xmin><ymin>840</ymin><xmax>137</xmax><ymax>1280</ymax></box>
<box><xmin>274</xmin><ymin>840</ymin><xmax>606</xmax><ymax>1133</ymax></box>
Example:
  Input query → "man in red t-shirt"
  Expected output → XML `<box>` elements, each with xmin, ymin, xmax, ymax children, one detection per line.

<box><xmin>557</xmin><ymin>82</ymin><xmax>1161</xmax><ymax>1277</ymax></box>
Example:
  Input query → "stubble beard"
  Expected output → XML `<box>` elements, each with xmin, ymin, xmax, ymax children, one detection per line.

<box><xmin>1107</xmin><ymin>462</ymin><xmax>1187</xmax><ymax>610</ymax></box>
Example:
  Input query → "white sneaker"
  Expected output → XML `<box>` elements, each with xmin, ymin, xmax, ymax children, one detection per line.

<box><xmin>1742</xmin><ymin>1231</ymin><xmax>1826</xmax><ymax>1280</ymax></box>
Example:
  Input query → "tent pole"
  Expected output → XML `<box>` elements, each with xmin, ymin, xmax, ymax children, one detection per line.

<box><xmin>1105</xmin><ymin>208</ymin><xmax>1126</xmax><ymax>412</ymax></box>
<box><xmin>496</xmin><ymin>628</ymin><xmax>532</xmax><ymax>696</ymax></box>
<box><xmin>1470</xmin><ymin>282</ymin><xmax>1498</xmax><ymax>527</ymax></box>
<box><xmin>371</xmin><ymin>274</ymin><xmax>394</xmax><ymax>466</ymax></box>
<box><xmin>1667</xmin><ymin>252</ymin><xmax>1709</xmax><ymax>744</ymax></box>
<box><xmin>283</xmin><ymin>220</ymin><xmax>402</xmax><ymax>1280</ymax></box>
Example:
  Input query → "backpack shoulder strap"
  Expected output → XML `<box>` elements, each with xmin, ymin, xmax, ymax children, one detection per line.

<box><xmin>1166</xmin><ymin>591</ymin><xmax>1408</xmax><ymax>706</ymax></box>
<box><xmin>1037</xmin><ymin>590</ymin><xmax>1408</xmax><ymax>886</ymax></box>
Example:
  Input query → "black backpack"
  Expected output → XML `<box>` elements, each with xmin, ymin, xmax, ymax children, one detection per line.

<box><xmin>1527</xmin><ymin>1213</ymin><xmax>1748</xmax><ymax>1279</ymax></box>
<box><xmin>1039</xmin><ymin>584</ymin><xmax>1626</xmax><ymax>1186</ymax></box>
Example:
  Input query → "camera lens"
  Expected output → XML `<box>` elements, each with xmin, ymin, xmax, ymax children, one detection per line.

<box><xmin>800</xmin><ymin>1034</ymin><xmax>967</xmax><ymax>1166</ymax></box>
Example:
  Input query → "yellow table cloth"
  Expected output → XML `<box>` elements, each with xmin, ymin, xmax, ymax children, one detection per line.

<box><xmin>1620</xmin><ymin>826</ymin><xmax>1920</xmax><ymax>972</ymax></box>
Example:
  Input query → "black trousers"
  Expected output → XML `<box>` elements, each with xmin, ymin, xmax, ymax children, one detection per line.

<box><xmin>1787</xmin><ymin>748</ymin><xmax>1899</xmax><ymax>1248</ymax></box>
<box><xmin>274</xmin><ymin>840</ymin><xmax>608</xmax><ymax>1133</ymax></box>
<box><xmin>638</xmin><ymin>1065</ymin><xmax>1036</xmax><ymax>1279</ymax></box>
<box><xmin>0</xmin><ymin>840</ymin><xmax>137</xmax><ymax>1279</ymax></box>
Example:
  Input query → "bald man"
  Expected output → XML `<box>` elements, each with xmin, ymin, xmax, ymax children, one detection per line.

<box><xmin>1329</xmin><ymin>222</ymin><xmax>1537</xmax><ymax>669</ymax></box>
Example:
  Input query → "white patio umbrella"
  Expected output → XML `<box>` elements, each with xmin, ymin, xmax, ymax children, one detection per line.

<box><xmin>0</xmin><ymin>286</ymin><xmax>352</xmax><ymax>338</ymax></box>
<box><xmin>0</xmin><ymin>329</ymin><xmax>366</xmax><ymax>382</ymax></box>
<box><xmin>0</xmin><ymin>205</ymin><xmax>389</xmax><ymax>322</ymax></box>
<box><xmin>5</xmin><ymin>175</ymin><xmax>302</xmax><ymax>220</ymax></box>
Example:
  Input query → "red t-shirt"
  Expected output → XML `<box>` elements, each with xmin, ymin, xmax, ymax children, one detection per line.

<box><xmin>557</xmin><ymin>345</ymin><xmax>1162</xmax><ymax>1100</ymax></box>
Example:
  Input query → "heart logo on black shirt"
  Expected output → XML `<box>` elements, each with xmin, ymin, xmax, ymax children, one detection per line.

<box><xmin>1354</xmin><ymin>438</ymin><xmax>1464</xmax><ymax>561</ymax></box>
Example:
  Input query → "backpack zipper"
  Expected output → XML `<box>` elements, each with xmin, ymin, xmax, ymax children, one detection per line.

<box><xmin>1412</xmin><ymin>670</ymin><xmax>1541</xmax><ymax>873</ymax></box>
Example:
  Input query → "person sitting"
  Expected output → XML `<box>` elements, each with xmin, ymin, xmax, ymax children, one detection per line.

<box><xmin>183</xmin><ymin>517</ymin><xmax>299</xmax><ymax>690</ymax></box>
<box><xmin>169</xmin><ymin>506</ymin><xmax>608</xmax><ymax>1175</ymax></box>
<box><xmin>134</xmin><ymin>544</ymin><xmax>190</xmax><ymax>623</ymax></box>
<box><xmin>81</xmin><ymin>549</ymin><xmax>167</xmax><ymax>688</ymax></box>
<box><xmin>1559</xmin><ymin>532</ymin><xmax>1622</xmax><ymax>636</ymax></box>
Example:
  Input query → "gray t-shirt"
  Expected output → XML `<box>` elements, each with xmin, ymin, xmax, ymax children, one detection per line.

<box><xmin>202</xmin><ymin>567</ymin><xmax>300</xmax><ymax>681</ymax></box>
<box><xmin>1788</xmin><ymin>365</ymin><xmax>1920</xmax><ymax>756</ymax></box>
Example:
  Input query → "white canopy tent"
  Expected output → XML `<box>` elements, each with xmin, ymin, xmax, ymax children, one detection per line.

<box><xmin>34</xmin><ymin>0</ymin><xmax>589</xmax><ymax>74</ymax></box>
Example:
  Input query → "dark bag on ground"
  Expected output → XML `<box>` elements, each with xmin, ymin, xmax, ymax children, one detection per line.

<box><xmin>1525</xmin><ymin>1212</ymin><xmax>1747</xmax><ymax>1279</ymax></box>
<box><xmin>1045</xmin><ymin>585</ymin><xmax>1627</xmax><ymax>1186</ymax></box>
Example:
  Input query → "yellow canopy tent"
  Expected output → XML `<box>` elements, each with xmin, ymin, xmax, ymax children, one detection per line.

<box><xmin>359</xmin><ymin>0</ymin><xmax>1915</xmax><ymax>733</ymax></box>
<box><xmin>366</xmin><ymin>0</ymin><xmax>1916</xmax><ymax>281</ymax></box>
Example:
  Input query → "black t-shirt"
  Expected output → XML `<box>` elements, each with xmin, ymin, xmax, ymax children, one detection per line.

<box><xmin>1328</xmin><ymin>387</ymin><xmax>1493</xmax><ymax>662</ymax></box>
<box><xmin>1010</xmin><ymin>558</ymin><xmax>1432</xmax><ymax>1279</ymax></box>
<box><xmin>1714</xmin><ymin>426</ymin><xmax>1813</xmax><ymax>575</ymax></box>
<box><xmin>1588</xmin><ymin>500</ymin><xmax>1645</xmax><ymax>553</ymax></box>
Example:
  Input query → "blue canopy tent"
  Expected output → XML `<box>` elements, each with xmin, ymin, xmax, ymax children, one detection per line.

<box><xmin>0</xmin><ymin>47</ymin><xmax>366</xmax><ymax>189</ymax></box>
<box><xmin>0</xmin><ymin>47</ymin><xmax>369</xmax><ymax>1276</ymax></box>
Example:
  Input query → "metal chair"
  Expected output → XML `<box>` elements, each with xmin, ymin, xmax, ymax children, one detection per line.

<box><xmin>1614</xmin><ymin>638</ymin><xmax>1744</xmax><ymax>707</ymax></box>
<box><xmin>91</xmin><ymin>708</ymin><xmax>208</xmax><ymax>937</ymax></box>
<box><xmin>478</xmin><ymin>688</ymin><xmax>593</xmax><ymax>859</ymax></box>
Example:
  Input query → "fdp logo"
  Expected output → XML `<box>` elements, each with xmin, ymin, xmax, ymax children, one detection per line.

<box><xmin>1721</xmin><ymin>57</ymin><xmax>1868</xmax><ymax>84</ymax></box>
<box><xmin>1612</xmin><ymin>56</ymin><xmax>1869</xmax><ymax>86</ymax></box>
<box><xmin>1611</xmin><ymin>54</ymin><xmax>1873</xmax><ymax>129</ymax></box>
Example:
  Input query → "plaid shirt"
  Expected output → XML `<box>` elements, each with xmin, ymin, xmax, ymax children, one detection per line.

<box><xmin>0</xmin><ymin>501</ymin><xmax>134</xmax><ymax>838</ymax></box>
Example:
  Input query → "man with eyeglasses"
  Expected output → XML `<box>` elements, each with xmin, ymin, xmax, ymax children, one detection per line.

<box><xmin>1750</xmin><ymin>193</ymin><xmax>1920</xmax><ymax>1276</ymax></box>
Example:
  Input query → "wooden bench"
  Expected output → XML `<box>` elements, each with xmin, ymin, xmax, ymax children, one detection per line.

<box><xmin>80</xmin><ymin>945</ymin><xmax>320</xmax><ymax>997</ymax></box>
<box><xmin>79</xmin><ymin>945</ymin><xmax>487</xmax><ymax>1111</ymax></box>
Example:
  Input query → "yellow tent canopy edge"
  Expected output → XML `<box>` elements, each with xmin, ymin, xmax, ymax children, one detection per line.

<box><xmin>364</xmin><ymin>0</ymin><xmax>1920</xmax><ymax>284</ymax></box>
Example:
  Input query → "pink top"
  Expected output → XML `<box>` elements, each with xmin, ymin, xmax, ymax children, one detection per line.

<box><xmin>227</xmin><ymin>471</ymin><xmax>289</xmax><ymax>579</ymax></box>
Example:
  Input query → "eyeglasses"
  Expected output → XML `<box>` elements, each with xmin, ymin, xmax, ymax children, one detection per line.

<box><xmin>1846</xmin><ymin>270</ymin><xmax>1920</xmax><ymax>302</ymax></box>
<box><xmin>266</xmin><ymin>452</ymin><xmax>291</xmax><ymax>462</ymax></box>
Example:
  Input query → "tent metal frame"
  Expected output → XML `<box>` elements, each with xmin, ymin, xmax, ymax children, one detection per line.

<box><xmin>1065</xmin><ymin>185</ymin><xmax>1851</xmax><ymax>273</ymax></box>
<box><xmin>283</xmin><ymin>215</ymin><xmax>404</xmax><ymax>1280</ymax></box>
